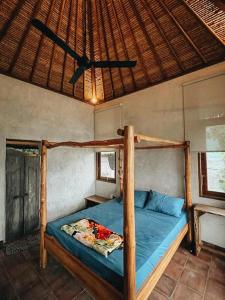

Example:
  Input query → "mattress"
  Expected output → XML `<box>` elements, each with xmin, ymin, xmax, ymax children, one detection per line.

<box><xmin>46</xmin><ymin>199</ymin><xmax>188</xmax><ymax>291</ymax></box>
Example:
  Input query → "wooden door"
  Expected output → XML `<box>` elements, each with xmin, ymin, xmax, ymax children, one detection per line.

<box><xmin>6</xmin><ymin>149</ymin><xmax>25</xmax><ymax>241</ymax></box>
<box><xmin>24</xmin><ymin>155</ymin><xmax>40</xmax><ymax>234</ymax></box>
<box><xmin>6</xmin><ymin>148</ymin><xmax>40</xmax><ymax>242</ymax></box>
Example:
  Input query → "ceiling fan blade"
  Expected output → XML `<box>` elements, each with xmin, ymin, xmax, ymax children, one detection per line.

<box><xmin>31</xmin><ymin>19</ymin><xmax>82</xmax><ymax>62</ymax></box>
<box><xmin>92</xmin><ymin>60</ymin><xmax>137</xmax><ymax>68</ymax></box>
<box><xmin>69</xmin><ymin>66</ymin><xmax>85</xmax><ymax>84</ymax></box>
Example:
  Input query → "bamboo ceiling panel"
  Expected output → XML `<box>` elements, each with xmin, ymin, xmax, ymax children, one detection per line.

<box><xmin>0</xmin><ymin>0</ymin><xmax>225</xmax><ymax>105</ymax></box>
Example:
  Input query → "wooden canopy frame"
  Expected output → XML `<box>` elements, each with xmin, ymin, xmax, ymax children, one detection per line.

<box><xmin>40</xmin><ymin>125</ymin><xmax>192</xmax><ymax>300</ymax></box>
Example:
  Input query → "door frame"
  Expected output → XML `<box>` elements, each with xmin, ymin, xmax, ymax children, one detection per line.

<box><xmin>5</xmin><ymin>139</ymin><xmax>41</xmax><ymax>241</ymax></box>
<box><xmin>6</xmin><ymin>139</ymin><xmax>40</xmax><ymax>149</ymax></box>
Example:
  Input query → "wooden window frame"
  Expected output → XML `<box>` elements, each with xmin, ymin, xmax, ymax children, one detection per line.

<box><xmin>198</xmin><ymin>152</ymin><xmax>225</xmax><ymax>201</ymax></box>
<box><xmin>96</xmin><ymin>151</ymin><xmax>116</xmax><ymax>183</ymax></box>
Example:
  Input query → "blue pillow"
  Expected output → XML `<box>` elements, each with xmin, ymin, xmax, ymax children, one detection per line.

<box><xmin>119</xmin><ymin>190</ymin><xmax>148</xmax><ymax>208</ymax></box>
<box><xmin>145</xmin><ymin>190</ymin><xmax>184</xmax><ymax>217</ymax></box>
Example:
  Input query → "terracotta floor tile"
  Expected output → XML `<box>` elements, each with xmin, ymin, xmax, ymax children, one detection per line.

<box><xmin>177</xmin><ymin>245</ymin><xmax>191</xmax><ymax>257</ymax></box>
<box><xmin>48</xmin><ymin>270</ymin><xmax>71</xmax><ymax>289</ymax></box>
<box><xmin>155</xmin><ymin>275</ymin><xmax>176</xmax><ymax>297</ymax></box>
<box><xmin>41</xmin><ymin>264</ymin><xmax>65</xmax><ymax>286</ymax></box>
<box><xmin>0</xmin><ymin>250</ymin><xmax>5</xmax><ymax>264</ymax></box>
<box><xmin>172</xmin><ymin>252</ymin><xmax>188</xmax><ymax>267</ymax></box>
<box><xmin>164</xmin><ymin>260</ymin><xmax>184</xmax><ymax>281</ymax></box>
<box><xmin>172</xmin><ymin>283</ymin><xmax>202</xmax><ymax>300</ymax></box>
<box><xmin>0</xmin><ymin>264</ymin><xmax>9</xmax><ymax>286</ymax></box>
<box><xmin>211</xmin><ymin>256</ymin><xmax>225</xmax><ymax>268</ymax></box>
<box><xmin>186</xmin><ymin>255</ymin><xmax>209</xmax><ymax>275</ymax></box>
<box><xmin>211</xmin><ymin>252</ymin><xmax>225</xmax><ymax>263</ymax></box>
<box><xmin>209</xmin><ymin>261</ymin><xmax>225</xmax><ymax>286</ymax></box>
<box><xmin>148</xmin><ymin>289</ymin><xmax>169</xmax><ymax>300</ymax></box>
<box><xmin>51</xmin><ymin>273</ymin><xmax>84</xmax><ymax>300</ymax></box>
<box><xmin>42</xmin><ymin>292</ymin><xmax>58</xmax><ymax>300</ymax></box>
<box><xmin>180</xmin><ymin>268</ymin><xmax>207</xmax><ymax>295</ymax></box>
<box><xmin>0</xmin><ymin>280</ymin><xmax>18</xmax><ymax>300</ymax></box>
<box><xmin>1</xmin><ymin>240</ymin><xmax>225</xmax><ymax>300</ymax></box>
<box><xmin>76</xmin><ymin>291</ymin><xmax>94</xmax><ymax>300</ymax></box>
<box><xmin>20</xmin><ymin>280</ymin><xmax>54</xmax><ymax>300</ymax></box>
<box><xmin>197</xmin><ymin>250</ymin><xmax>212</xmax><ymax>264</ymax></box>
<box><xmin>13</xmin><ymin>266</ymin><xmax>39</xmax><ymax>295</ymax></box>
<box><xmin>204</xmin><ymin>278</ymin><xmax>225</xmax><ymax>300</ymax></box>
<box><xmin>3</xmin><ymin>253</ymin><xmax>29</xmax><ymax>279</ymax></box>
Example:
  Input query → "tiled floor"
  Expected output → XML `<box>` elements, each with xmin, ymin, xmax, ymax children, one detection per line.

<box><xmin>0</xmin><ymin>242</ymin><xmax>225</xmax><ymax>300</ymax></box>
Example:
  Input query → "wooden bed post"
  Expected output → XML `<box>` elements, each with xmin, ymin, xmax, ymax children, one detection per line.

<box><xmin>184</xmin><ymin>141</ymin><xmax>193</xmax><ymax>243</ymax></box>
<box><xmin>118</xmin><ymin>147</ymin><xmax>123</xmax><ymax>196</ymax></box>
<box><xmin>123</xmin><ymin>126</ymin><xmax>136</xmax><ymax>300</ymax></box>
<box><xmin>40</xmin><ymin>140</ymin><xmax>48</xmax><ymax>269</ymax></box>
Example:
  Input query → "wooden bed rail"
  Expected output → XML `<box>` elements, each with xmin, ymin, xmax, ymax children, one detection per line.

<box><xmin>44</xmin><ymin>136</ymin><xmax>140</xmax><ymax>149</ymax></box>
<box><xmin>117</xmin><ymin>128</ymin><xmax>183</xmax><ymax>146</ymax></box>
<box><xmin>135</xmin><ymin>144</ymin><xmax>186</xmax><ymax>150</ymax></box>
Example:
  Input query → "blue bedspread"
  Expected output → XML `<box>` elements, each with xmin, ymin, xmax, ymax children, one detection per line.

<box><xmin>46</xmin><ymin>199</ymin><xmax>187</xmax><ymax>291</ymax></box>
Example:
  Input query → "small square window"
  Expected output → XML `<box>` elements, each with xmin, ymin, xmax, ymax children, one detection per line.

<box><xmin>96</xmin><ymin>152</ymin><xmax>116</xmax><ymax>183</ymax></box>
<box><xmin>199</xmin><ymin>152</ymin><xmax>225</xmax><ymax>201</ymax></box>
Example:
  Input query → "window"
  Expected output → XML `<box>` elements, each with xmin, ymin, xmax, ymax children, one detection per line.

<box><xmin>96</xmin><ymin>152</ymin><xmax>116</xmax><ymax>183</ymax></box>
<box><xmin>199</xmin><ymin>152</ymin><xmax>225</xmax><ymax>201</ymax></box>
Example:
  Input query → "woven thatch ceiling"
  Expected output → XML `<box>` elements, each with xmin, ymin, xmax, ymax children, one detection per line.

<box><xmin>0</xmin><ymin>0</ymin><xmax>225</xmax><ymax>105</ymax></box>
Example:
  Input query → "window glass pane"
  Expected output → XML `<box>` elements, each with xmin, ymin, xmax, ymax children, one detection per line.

<box><xmin>100</xmin><ymin>152</ymin><xmax>115</xmax><ymax>179</ymax></box>
<box><xmin>206</xmin><ymin>152</ymin><xmax>225</xmax><ymax>193</ymax></box>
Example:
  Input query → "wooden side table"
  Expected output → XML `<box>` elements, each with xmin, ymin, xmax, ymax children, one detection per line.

<box><xmin>85</xmin><ymin>195</ymin><xmax>108</xmax><ymax>208</ymax></box>
<box><xmin>193</xmin><ymin>204</ymin><xmax>225</xmax><ymax>255</ymax></box>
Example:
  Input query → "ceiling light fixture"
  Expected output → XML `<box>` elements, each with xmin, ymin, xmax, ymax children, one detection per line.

<box><xmin>90</xmin><ymin>94</ymin><xmax>98</xmax><ymax>105</ymax></box>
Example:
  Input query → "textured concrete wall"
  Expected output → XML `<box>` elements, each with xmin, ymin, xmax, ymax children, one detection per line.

<box><xmin>95</xmin><ymin>62</ymin><xmax>225</xmax><ymax>248</ymax></box>
<box><xmin>95</xmin><ymin>81</ymin><xmax>184</xmax><ymax>198</ymax></box>
<box><xmin>0</xmin><ymin>75</ymin><xmax>95</xmax><ymax>241</ymax></box>
<box><xmin>183</xmin><ymin>73</ymin><xmax>225</xmax><ymax>248</ymax></box>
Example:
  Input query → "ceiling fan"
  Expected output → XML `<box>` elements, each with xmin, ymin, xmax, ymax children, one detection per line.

<box><xmin>31</xmin><ymin>5</ymin><xmax>136</xmax><ymax>85</ymax></box>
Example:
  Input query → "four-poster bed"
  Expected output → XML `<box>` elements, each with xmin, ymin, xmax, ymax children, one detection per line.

<box><xmin>40</xmin><ymin>125</ymin><xmax>193</xmax><ymax>300</ymax></box>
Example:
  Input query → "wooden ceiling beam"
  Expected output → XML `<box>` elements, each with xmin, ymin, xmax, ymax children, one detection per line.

<box><xmin>111</xmin><ymin>0</ymin><xmax>136</xmax><ymax>90</ymax></box>
<box><xmin>182</xmin><ymin>0</ymin><xmax>225</xmax><ymax>46</ymax></box>
<box><xmin>143</xmin><ymin>0</ymin><xmax>185</xmax><ymax>72</ymax></box>
<box><xmin>211</xmin><ymin>0</ymin><xmax>225</xmax><ymax>12</ymax></box>
<box><xmin>82</xmin><ymin>0</ymin><xmax>87</xmax><ymax>56</ymax></box>
<box><xmin>158</xmin><ymin>0</ymin><xmax>207</xmax><ymax>64</ymax></box>
<box><xmin>98</xmin><ymin>0</ymin><xmax>115</xmax><ymax>99</ymax></box>
<box><xmin>118</xmin><ymin>0</ymin><xmax>150</xmax><ymax>84</ymax></box>
<box><xmin>47</xmin><ymin>0</ymin><xmax>67</xmax><ymax>88</ymax></box>
<box><xmin>29</xmin><ymin>0</ymin><xmax>57</xmax><ymax>81</ymax></box>
<box><xmin>73</xmin><ymin>0</ymin><xmax>79</xmax><ymax>98</ymax></box>
<box><xmin>94</xmin><ymin>0</ymin><xmax>105</xmax><ymax>101</ymax></box>
<box><xmin>128</xmin><ymin>0</ymin><xmax>167</xmax><ymax>79</ymax></box>
<box><xmin>0</xmin><ymin>0</ymin><xmax>26</xmax><ymax>42</ymax></box>
<box><xmin>7</xmin><ymin>0</ymin><xmax>44</xmax><ymax>74</ymax></box>
<box><xmin>61</xmin><ymin>0</ymin><xmax>73</xmax><ymax>93</ymax></box>
<box><xmin>87</xmin><ymin>0</ymin><xmax>97</xmax><ymax>101</ymax></box>
<box><xmin>82</xmin><ymin>0</ymin><xmax>86</xmax><ymax>101</ymax></box>
<box><xmin>104</xmin><ymin>1</ymin><xmax>125</xmax><ymax>95</ymax></box>
<box><xmin>87</xmin><ymin>0</ymin><xmax>94</xmax><ymax>62</ymax></box>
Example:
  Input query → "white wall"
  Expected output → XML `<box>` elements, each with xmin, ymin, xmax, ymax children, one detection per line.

<box><xmin>95</xmin><ymin>105</ymin><xmax>123</xmax><ymax>198</ymax></box>
<box><xmin>0</xmin><ymin>75</ymin><xmax>95</xmax><ymax>241</ymax></box>
<box><xmin>94</xmin><ymin>62</ymin><xmax>225</xmax><ymax>248</ymax></box>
